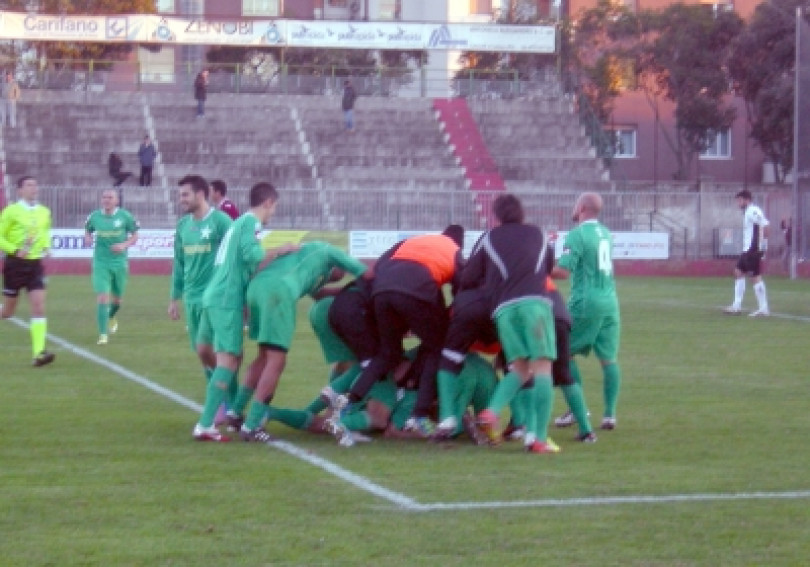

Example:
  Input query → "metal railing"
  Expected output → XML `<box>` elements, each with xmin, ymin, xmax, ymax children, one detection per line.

<box><xmin>31</xmin><ymin>186</ymin><xmax>795</xmax><ymax>260</ymax></box>
<box><xmin>12</xmin><ymin>59</ymin><xmax>564</xmax><ymax>100</ymax></box>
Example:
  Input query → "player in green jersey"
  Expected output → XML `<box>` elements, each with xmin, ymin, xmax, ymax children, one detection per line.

<box><xmin>0</xmin><ymin>176</ymin><xmax>56</xmax><ymax>366</ymax></box>
<box><xmin>231</xmin><ymin>241</ymin><xmax>369</xmax><ymax>442</ymax></box>
<box><xmin>552</xmin><ymin>192</ymin><xmax>622</xmax><ymax>431</ymax></box>
<box><xmin>192</xmin><ymin>182</ymin><xmax>297</xmax><ymax>443</ymax></box>
<box><xmin>84</xmin><ymin>189</ymin><xmax>139</xmax><ymax>345</ymax></box>
<box><xmin>167</xmin><ymin>175</ymin><xmax>232</xmax><ymax>388</ymax></box>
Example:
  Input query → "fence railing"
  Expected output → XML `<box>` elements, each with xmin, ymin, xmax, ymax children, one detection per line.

<box><xmin>31</xmin><ymin>186</ymin><xmax>796</xmax><ymax>261</ymax></box>
<box><xmin>12</xmin><ymin>59</ymin><xmax>563</xmax><ymax>100</ymax></box>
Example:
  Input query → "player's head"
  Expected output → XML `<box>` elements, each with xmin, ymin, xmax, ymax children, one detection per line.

<box><xmin>210</xmin><ymin>179</ymin><xmax>227</xmax><ymax>204</ymax></box>
<box><xmin>177</xmin><ymin>174</ymin><xmax>210</xmax><ymax>214</ymax></box>
<box><xmin>16</xmin><ymin>176</ymin><xmax>37</xmax><ymax>203</ymax></box>
<box><xmin>493</xmin><ymin>193</ymin><xmax>524</xmax><ymax>226</ymax></box>
<box><xmin>572</xmin><ymin>192</ymin><xmax>602</xmax><ymax>223</ymax></box>
<box><xmin>101</xmin><ymin>188</ymin><xmax>119</xmax><ymax>212</ymax></box>
<box><xmin>441</xmin><ymin>224</ymin><xmax>465</xmax><ymax>248</ymax></box>
<box><xmin>735</xmin><ymin>189</ymin><xmax>752</xmax><ymax>210</ymax></box>
<box><xmin>249</xmin><ymin>182</ymin><xmax>279</xmax><ymax>223</ymax></box>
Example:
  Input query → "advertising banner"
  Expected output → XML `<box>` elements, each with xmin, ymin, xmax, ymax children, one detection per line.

<box><xmin>0</xmin><ymin>11</ymin><xmax>555</xmax><ymax>53</ymax></box>
<box><xmin>352</xmin><ymin>230</ymin><xmax>670</xmax><ymax>260</ymax></box>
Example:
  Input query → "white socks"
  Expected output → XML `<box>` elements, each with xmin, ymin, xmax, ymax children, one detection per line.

<box><xmin>733</xmin><ymin>278</ymin><xmax>745</xmax><ymax>309</ymax></box>
<box><xmin>754</xmin><ymin>281</ymin><xmax>769</xmax><ymax>312</ymax></box>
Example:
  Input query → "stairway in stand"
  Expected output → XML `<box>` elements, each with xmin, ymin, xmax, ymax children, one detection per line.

<box><xmin>432</xmin><ymin>97</ymin><xmax>505</xmax><ymax>229</ymax></box>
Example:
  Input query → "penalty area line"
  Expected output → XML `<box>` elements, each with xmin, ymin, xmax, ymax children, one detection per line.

<box><xmin>7</xmin><ymin>317</ymin><xmax>422</xmax><ymax>511</ymax></box>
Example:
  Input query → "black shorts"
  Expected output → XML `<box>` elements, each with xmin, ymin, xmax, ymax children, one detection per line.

<box><xmin>736</xmin><ymin>251</ymin><xmax>763</xmax><ymax>277</ymax></box>
<box><xmin>552</xmin><ymin>319</ymin><xmax>573</xmax><ymax>387</ymax></box>
<box><xmin>329</xmin><ymin>287</ymin><xmax>379</xmax><ymax>362</ymax></box>
<box><xmin>2</xmin><ymin>256</ymin><xmax>46</xmax><ymax>297</ymax></box>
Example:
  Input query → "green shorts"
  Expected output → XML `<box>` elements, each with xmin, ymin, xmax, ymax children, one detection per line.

<box><xmin>456</xmin><ymin>353</ymin><xmax>498</xmax><ymax>414</ymax></box>
<box><xmin>201</xmin><ymin>306</ymin><xmax>244</xmax><ymax>356</ymax></box>
<box><xmin>91</xmin><ymin>262</ymin><xmax>128</xmax><ymax>296</ymax></box>
<box><xmin>184</xmin><ymin>301</ymin><xmax>212</xmax><ymax>352</ymax></box>
<box><xmin>247</xmin><ymin>280</ymin><xmax>296</xmax><ymax>350</ymax></box>
<box><xmin>309</xmin><ymin>297</ymin><xmax>356</xmax><ymax>364</ymax></box>
<box><xmin>369</xmin><ymin>379</ymin><xmax>417</xmax><ymax>430</ymax></box>
<box><xmin>569</xmin><ymin>310</ymin><xmax>621</xmax><ymax>361</ymax></box>
<box><xmin>495</xmin><ymin>298</ymin><xmax>556</xmax><ymax>363</ymax></box>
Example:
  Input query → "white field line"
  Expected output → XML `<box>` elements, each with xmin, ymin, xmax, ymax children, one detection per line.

<box><xmin>9</xmin><ymin>317</ymin><xmax>810</xmax><ymax>512</ymax></box>
<box><xmin>8</xmin><ymin>316</ymin><xmax>420</xmax><ymax>511</ymax></box>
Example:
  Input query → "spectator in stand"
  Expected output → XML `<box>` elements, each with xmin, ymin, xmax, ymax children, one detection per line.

<box><xmin>1</xmin><ymin>71</ymin><xmax>21</xmax><ymax>128</ymax></box>
<box><xmin>211</xmin><ymin>179</ymin><xmax>239</xmax><ymax>220</ymax></box>
<box><xmin>108</xmin><ymin>152</ymin><xmax>132</xmax><ymax>188</ymax></box>
<box><xmin>194</xmin><ymin>69</ymin><xmax>209</xmax><ymax>118</ymax></box>
<box><xmin>342</xmin><ymin>79</ymin><xmax>357</xmax><ymax>131</ymax></box>
<box><xmin>138</xmin><ymin>135</ymin><xmax>157</xmax><ymax>187</ymax></box>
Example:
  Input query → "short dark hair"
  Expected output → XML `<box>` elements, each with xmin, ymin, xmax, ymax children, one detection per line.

<box><xmin>178</xmin><ymin>174</ymin><xmax>210</xmax><ymax>199</ymax></box>
<box><xmin>211</xmin><ymin>179</ymin><xmax>227</xmax><ymax>197</ymax></box>
<box><xmin>735</xmin><ymin>189</ymin><xmax>752</xmax><ymax>201</ymax></box>
<box><xmin>441</xmin><ymin>224</ymin><xmax>465</xmax><ymax>248</ymax></box>
<box><xmin>249</xmin><ymin>182</ymin><xmax>278</xmax><ymax>207</ymax></box>
<box><xmin>493</xmin><ymin>193</ymin><xmax>524</xmax><ymax>225</ymax></box>
<box><xmin>17</xmin><ymin>175</ymin><xmax>34</xmax><ymax>188</ymax></box>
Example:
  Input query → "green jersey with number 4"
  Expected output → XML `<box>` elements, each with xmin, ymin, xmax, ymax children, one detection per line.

<box><xmin>557</xmin><ymin>219</ymin><xmax>618</xmax><ymax>317</ymax></box>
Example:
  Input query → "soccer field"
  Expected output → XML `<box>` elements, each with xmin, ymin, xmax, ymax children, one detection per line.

<box><xmin>2</xmin><ymin>274</ymin><xmax>809</xmax><ymax>566</ymax></box>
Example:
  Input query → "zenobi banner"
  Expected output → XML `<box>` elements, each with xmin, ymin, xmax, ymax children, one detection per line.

<box><xmin>0</xmin><ymin>11</ymin><xmax>556</xmax><ymax>53</ymax></box>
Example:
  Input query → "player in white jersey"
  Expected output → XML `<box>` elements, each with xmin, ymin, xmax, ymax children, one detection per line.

<box><xmin>724</xmin><ymin>190</ymin><xmax>770</xmax><ymax>317</ymax></box>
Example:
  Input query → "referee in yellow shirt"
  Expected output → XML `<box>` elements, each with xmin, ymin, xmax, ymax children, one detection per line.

<box><xmin>0</xmin><ymin>176</ymin><xmax>55</xmax><ymax>366</ymax></box>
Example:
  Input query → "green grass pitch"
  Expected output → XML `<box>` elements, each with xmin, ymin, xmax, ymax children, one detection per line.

<box><xmin>2</xmin><ymin>274</ymin><xmax>809</xmax><ymax>566</ymax></box>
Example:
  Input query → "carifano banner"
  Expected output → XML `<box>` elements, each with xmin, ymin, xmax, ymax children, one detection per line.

<box><xmin>0</xmin><ymin>11</ymin><xmax>556</xmax><ymax>53</ymax></box>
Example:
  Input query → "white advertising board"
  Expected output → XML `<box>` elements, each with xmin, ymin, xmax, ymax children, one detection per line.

<box><xmin>0</xmin><ymin>12</ymin><xmax>556</xmax><ymax>53</ymax></box>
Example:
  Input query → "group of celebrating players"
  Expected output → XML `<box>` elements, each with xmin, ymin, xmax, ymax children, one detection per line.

<box><xmin>173</xmin><ymin>177</ymin><xmax>622</xmax><ymax>453</ymax></box>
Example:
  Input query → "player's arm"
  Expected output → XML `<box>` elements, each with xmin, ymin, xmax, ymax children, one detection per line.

<box><xmin>0</xmin><ymin>207</ymin><xmax>16</xmax><ymax>255</ymax></box>
<box><xmin>35</xmin><ymin>209</ymin><xmax>51</xmax><ymax>257</ymax></box>
<box><xmin>329</xmin><ymin>246</ymin><xmax>368</xmax><ymax>279</ymax></box>
<box><xmin>253</xmin><ymin>242</ymin><xmax>300</xmax><ymax>275</ymax></box>
<box><xmin>83</xmin><ymin>212</ymin><xmax>95</xmax><ymax>247</ymax></box>
<box><xmin>168</xmin><ymin>227</ymin><xmax>184</xmax><ymax>320</ymax></box>
<box><xmin>112</xmin><ymin>230</ymin><xmax>138</xmax><ymax>253</ymax></box>
<box><xmin>552</xmin><ymin>232</ymin><xmax>578</xmax><ymax>279</ymax></box>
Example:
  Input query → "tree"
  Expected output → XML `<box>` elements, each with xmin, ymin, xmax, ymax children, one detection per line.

<box><xmin>636</xmin><ymin>5</ymin><xmax>743</xmax><ymax>181</ymax></box>
<box><xmin>728</xmin><ymin>0</ymin><xmax>801</xmax><ymax>183</ymax></box>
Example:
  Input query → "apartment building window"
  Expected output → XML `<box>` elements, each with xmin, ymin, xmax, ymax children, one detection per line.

<box><xmin>470</xmin><ymin>0</ymin><xmax>493</xmax><ymax>15</ymax></box>
<box><xmin>156</xmin><ymin>0</ymin><xmax>175</xmax><ymax>12</ymax></box>
<box><xmin>610</xmin><ymin>127</ymin><xmax>637</xmax><ymax>158</ymax></box>
<box><xmin>243</xmin><ymin>0</ymin><xmax>281</xmax><ymax>16</ymax></box>
<box><xmin>700</xmin><ymin>129</ymin><xmax>731</xmax><ymax>159</ymax></box>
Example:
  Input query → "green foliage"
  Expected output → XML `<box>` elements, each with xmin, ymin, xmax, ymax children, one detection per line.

<box><xmin>728</xmin><ymin>0</ymin><xmax>802</xmax><ymax>183</ymax></box>
<box><xmin>3</xmin><ymin>275</ymin><xmax>810</xmax><ymax>565</ymax></box>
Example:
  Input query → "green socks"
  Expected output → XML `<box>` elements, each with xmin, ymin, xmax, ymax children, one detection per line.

<box><xmin>244</xmin><ymin>399</ymin><xmax>269</xmax><ymax>430</ymax></box>
<box><xmin>231</xmin><ymin>384</ymin><xmax>255</xmax><ymax>417</ymax></box>
<box><xmin>199</xmin><ymin>367</ymin><xmax>235</xmax><ymax>428</ymax></box>
<box><xmin>96</xmin><ymin>303</ymin><xmax>109</xmax><ymax>335</ymax></box>
<box><xmin>487</xmin><ymin>371</ymin><xmax>523</xmax><ymax>415</ymax></box>
<box><xmin>30</xmin><ymin>317</ymin><xmax>47</xmax><ymax>356</ymax></box>
<box><xmin>109</xmin><ymin>303</ymin><xmax>121</xmax><ymax>320</ymax></box>
<box><xmin>267</xmin><ymin>408</ymin><xmax>313</xmax><ymax>430</ymax></box>
<box><xmin>602</xmin><ymin>362</ymin><xmax>621</xmax><ymax>418</ymax></box>
<box><xmin>569</xmin><ymin>358</ymin><xmax>583</xmax><ymax>386</ymax></box>
<box><xmin>562</xmin><ymin>383</ymin><xmax>592</xmax><ymax>434</ymax></box>
<box><xmin>340</xmin><ymin>410</ymin><xmax>371</xmax><ymax>432</ymax></box>
<box><xmin>437</xmin><ymin>369</ymin><xmax>459</xmax><ymax>423</ymax></box>
<box><xmin>532</xmin><ymin>375</ymin><xmax>553</xmax><ymax>442</ymax></box>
